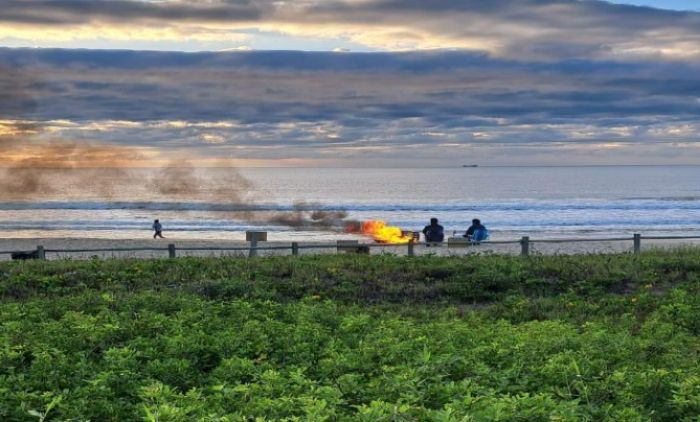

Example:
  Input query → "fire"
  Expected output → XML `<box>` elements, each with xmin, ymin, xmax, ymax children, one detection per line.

<box><xmin>350</xmin><ymin>220</ymin><xmax>414</xmax><ymax>244</ymax></box>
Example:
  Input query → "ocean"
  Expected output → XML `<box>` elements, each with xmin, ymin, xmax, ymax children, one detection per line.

<box><xmin>1</xmin><ymin>166</ymin><xmax>699</xmax><ymax>241</ymax></box>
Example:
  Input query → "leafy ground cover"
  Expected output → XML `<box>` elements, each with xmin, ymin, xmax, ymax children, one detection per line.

<box><xmin>1</xmin><ymin>250</ymin><xmax>700</xmax><ymax>420</ymax></box>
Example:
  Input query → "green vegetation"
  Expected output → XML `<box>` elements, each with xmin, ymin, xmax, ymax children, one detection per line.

<box><xmin>2</xmin><ymin>250</ymin><xmax>700</xmax><ymax>421</ymax></box>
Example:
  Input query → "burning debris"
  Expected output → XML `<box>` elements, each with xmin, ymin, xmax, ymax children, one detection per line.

<box><xmin>346</xmin><ymin>220</ymin><xmax>416</xmax><ymax>244</ymax></box>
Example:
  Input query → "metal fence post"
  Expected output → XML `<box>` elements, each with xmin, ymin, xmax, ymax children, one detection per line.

<box><xmin>37</xmin><ymin>245</ymin><xmax>46</xmax><ymax>260</ymax></box>
<box><xmin>168</xmin><ymin>243</ymin><xmax>176</xmax><ymax>259</ymax></box>
<box><xmin>633</xmin><ymin>233</ymin><xmax>641</xmax><ymax>254</ymax></box>
<box><xmin>407</xmin><ymin>239</ymin><xmax>415</xmax><ymax>257</ymax></box>
<box><xmin>520</xmin><ymin>236</ymin><xmax>530</xmax><ymax>257</ymax></box>
<box><xmin>291</xmin><ymin>242</ymin><xmax>299</xmax><ymax>256</ymax></box>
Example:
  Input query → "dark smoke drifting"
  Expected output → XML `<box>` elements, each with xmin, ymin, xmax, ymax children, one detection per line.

<box><xmin>151</xmin><ymin>160</ymin><xmax>252</xmax><ymax>204</ymax></box>
<box><xmin>266</xmin><ymin>202</ymin><xmax>352</xmax><ymax>229</ymax></box>
<box><xmin>0</xmin><ymin>138</ymin><xmax>146</xmax><ymax>200</ymax></box>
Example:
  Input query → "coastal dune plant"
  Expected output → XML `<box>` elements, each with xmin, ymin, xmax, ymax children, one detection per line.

<box><xmin>1</xmin><ymin>250</ymin><xmax>700</xmax><ymax>419</ymax></box>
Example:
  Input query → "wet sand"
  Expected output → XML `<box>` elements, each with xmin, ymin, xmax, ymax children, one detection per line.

<box><xmin>1</xmin><ymin>237</ymin><xmax>699</xmax><ymax>261</ymax></box>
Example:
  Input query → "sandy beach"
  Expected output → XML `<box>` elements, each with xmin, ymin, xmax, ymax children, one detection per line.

<box><xmin>1</xmin><ymin>236</ymin><xmax>699</xmax><ymax>261</ymax></box>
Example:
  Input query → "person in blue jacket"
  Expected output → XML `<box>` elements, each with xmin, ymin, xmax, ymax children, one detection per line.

<box><xmin>464</xmin><ymin>218</ymin><xmax>488</xmax><ymax>242</ymax></box>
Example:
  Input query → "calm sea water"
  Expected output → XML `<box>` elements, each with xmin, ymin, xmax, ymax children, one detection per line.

<box><xmin>1</xmin><ymin>166</ymin><xmax>699</xmax><ymax>241</ymax></box>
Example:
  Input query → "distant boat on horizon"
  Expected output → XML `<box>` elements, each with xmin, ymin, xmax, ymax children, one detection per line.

<box><xmin>462</xmin><ymin>164</ymin><xmax>478</xmax><ymax>167</ymax></box>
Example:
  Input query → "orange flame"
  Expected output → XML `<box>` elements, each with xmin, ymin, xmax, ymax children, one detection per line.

<box><xmin>351</xmin><ymin>220</ymin><xmax>414</xmax><ymax>244</ymax></box>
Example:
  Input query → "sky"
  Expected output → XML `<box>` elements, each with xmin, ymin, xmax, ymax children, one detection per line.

<box><xmin>2</xmin><ymin>0</ymin><xmax>700</xmax><ymax>167</ymax></box>
<box><xmin>610</xmin><ymin>0</ymin><xmax>700</xmax><ymax>10</ymax></box>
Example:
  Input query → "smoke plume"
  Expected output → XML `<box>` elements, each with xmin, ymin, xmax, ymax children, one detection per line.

<box><xmin>265</xmin><ymin>201</ymin><xmax>352</xmax><ymax>229</ymax></box>
<box><xmin>151</xmin><ymin>160</ymin><xmax>252</xmax><ymax>204</ymax></box>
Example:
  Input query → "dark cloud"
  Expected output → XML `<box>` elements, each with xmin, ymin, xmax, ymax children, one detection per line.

<box><xmin>3</xmin><ymin>1</ymin><xmax>700</xmax><ymax>61</ymax></box>
<box><xmin>0</xmin><ymin>0</ymin><xmax>268</xmax><ymax>25</ymax></box>
<box><xmin>0</xmin><ymin>65</ymin><xmax>38</xmax><ymax>118</ymax></box>
<box><xmin>303</xmin><ymin>0</ymin><xmax>700</xmax><ymax>59</ymax></box>
<box><xmin>2</xmin><ymin>47</ymin><xmax>700</xmax><ymax>165</ymax></box>
<box><xmin>4</xmin><ymin>48</ymin><xmax>700</xmax><ymax>123</ymax></box>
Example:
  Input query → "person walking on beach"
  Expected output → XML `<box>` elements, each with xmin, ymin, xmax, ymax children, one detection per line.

<box><xmin>152</xmin><ymin>219</ymin><xmax>165</xmax><ymax>239</ymax></box>
<box><xmin>422</xmin><ymin>217</ymin><xmax>445</xmax><ymax>244</ymax></box>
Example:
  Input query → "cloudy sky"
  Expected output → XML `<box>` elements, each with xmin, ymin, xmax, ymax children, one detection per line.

<box><xmin>2</xmin><ymin>0</ymin><xmax>700</xmax><ymax>167</ymax></box>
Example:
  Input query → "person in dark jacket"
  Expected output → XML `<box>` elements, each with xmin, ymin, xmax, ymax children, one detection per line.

<box><xmin>422</xmin><ymin>218</ymin><xmax>445</xmax><ymax>243</ymax></box>
<box><xmin>152</xmin><ymin>219</ymin><xmax>165</xmax><ymax>239</ymax></box>
<box><xmin>464</xmin><ymin>218</ymin><xmax>488</xmax><ymax>242</ymax></box>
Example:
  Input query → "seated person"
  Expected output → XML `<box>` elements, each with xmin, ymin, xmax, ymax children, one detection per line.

<box><xmin>464</xmin><ymin>218</ymin><xmax>489</xmax><ymax>242</ymax></box>
<box><xmin>422</xmin><ymin>217</ymin><xmax>445</xmax><ymax>243</ymax></box>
